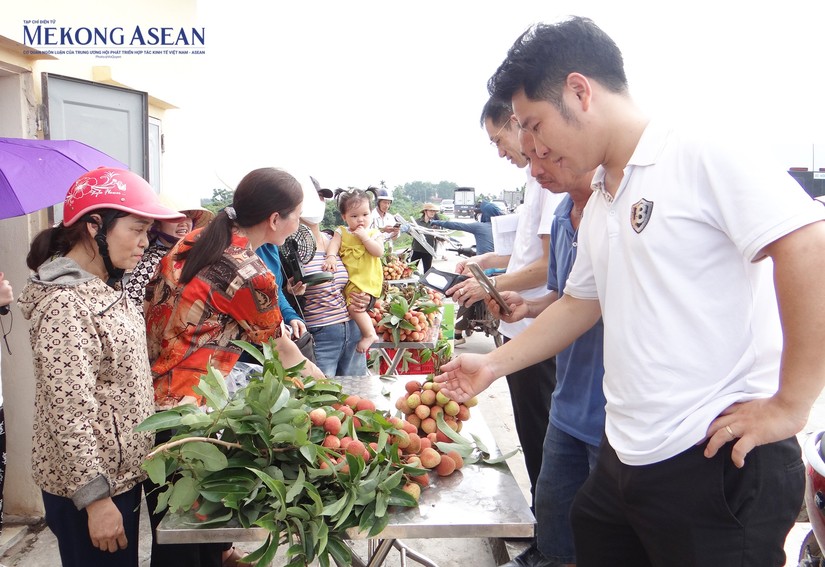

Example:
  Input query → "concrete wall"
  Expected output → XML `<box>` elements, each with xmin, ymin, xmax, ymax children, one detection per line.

<box><xmin>0</xmin><ymin>68</ymin><xmax>47</xmax><ymax>520</ymax></box>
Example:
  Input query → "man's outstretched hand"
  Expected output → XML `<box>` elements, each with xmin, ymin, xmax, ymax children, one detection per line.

<box><xmin>433</xmin><ymin>353</ymin><xmax>497</xmax><ymax>404</ymax></box>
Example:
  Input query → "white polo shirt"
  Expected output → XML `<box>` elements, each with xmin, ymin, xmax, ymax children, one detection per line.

<box><xmin>499</xmin><ymin>172</ymin><xmax>562</xmax><ymax>339</ymax></box>
<box><xmin>565</xmin><ymin>119</ymin><xmax>825</xmax><ymax>465</ymax></box>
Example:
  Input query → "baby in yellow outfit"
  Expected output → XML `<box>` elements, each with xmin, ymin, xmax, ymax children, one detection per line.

<box><xmin>323</xmin><ymin>189</ymin><xmax>384</xmax><ymax>352</ymax></box>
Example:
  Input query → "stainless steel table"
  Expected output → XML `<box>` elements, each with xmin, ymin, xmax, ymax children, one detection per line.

<box><xmin>157</xmin><ymin>376</ymin><xmax>535</xmax><ymax>566</ymax></box>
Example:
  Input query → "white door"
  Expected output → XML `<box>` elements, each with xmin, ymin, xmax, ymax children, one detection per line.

<box><xmin>42</xmin><ymin>72</ymin><xmax>151</xmax><ymax>222</ymax></box>
<box><xmin>43</xmin><ymin>72</ymin><xmax>148</xmax><ymax>176</ymax></box>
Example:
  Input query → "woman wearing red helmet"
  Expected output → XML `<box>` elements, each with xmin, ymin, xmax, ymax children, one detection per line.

<box><xmin>18</xmin><ymin>167</ymin><xmax>184</xmax><ymax>567</ymax></box>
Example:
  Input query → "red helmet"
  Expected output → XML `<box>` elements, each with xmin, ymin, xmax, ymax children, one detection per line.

<box><xmin>62</xmin><ymin>167</ymin><xmax>185</xmax><ymax>226</ymax></box>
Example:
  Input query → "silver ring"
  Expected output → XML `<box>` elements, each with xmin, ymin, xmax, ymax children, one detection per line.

<box><xmin>725</xmin><ymin>425</ymin><xmax>735</xmax><ymax>439</ymax></box>
<box><xmin>458</xmin><ymin>288</ymin><xmax>464</xmax><ymax>295</ymax></box>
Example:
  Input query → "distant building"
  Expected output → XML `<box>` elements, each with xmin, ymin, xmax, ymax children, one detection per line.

<box><xmin>788</xmin><ymin>168</ymin><xmax>825</xmax><ymax>198</ymax></box>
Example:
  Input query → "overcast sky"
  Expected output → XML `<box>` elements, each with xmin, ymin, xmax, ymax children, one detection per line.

<box><xmin>6</xmin><ymin>1</ymin><xmax>825</xmax><ymax>200</ymax></box>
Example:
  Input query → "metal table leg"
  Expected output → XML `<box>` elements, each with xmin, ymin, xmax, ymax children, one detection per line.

<box><xmin>343</xmin><ymin>538</ymin><xmax>439</xmax><ymax>567</ymax></box>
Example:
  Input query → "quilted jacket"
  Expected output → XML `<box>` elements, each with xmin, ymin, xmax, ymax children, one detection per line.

<box><xmin>19</xmin><ymin>257</ymin><xmax>154</xmax><ymax>509</ymax></box>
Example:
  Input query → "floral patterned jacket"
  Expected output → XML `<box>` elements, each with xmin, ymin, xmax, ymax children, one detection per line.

<box><xmin>19</xmin><ymin>257</ymin><xmax>153</xmax><ymax>509</ymax></box>
<box><xmin>145</xmin><ymin>229</ymin><xmax>283</xmax><ymax>408</ymax></box>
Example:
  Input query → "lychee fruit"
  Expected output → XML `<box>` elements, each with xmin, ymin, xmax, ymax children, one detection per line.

<box><xmin>346</xmin><ymin>439</ymin><xmax>366</xmax><ymax>458</ymax></box>
<box><xmin>322</xmin><ymin>435</ymin><xmax>341</xmax><ymax>449</ymax></box>
<box><xmin>410</xmin><ymin>473</ymin><xmax>430</xmax><ymax>487</ymax></box>
<box><xmin>414</xmin><ymin>404</ymin><xmax>430</xmax><ymax>420</ymax></box>
<box><xmin>444</xmin><ymin>400</ymin><xmax>460</xmax><ymax>417</ymax></box>
<box><xmin>446</xmin><ymin>450</ymin><xmax>464</xmax><ymax>470</ymax></box>
<box><xmin>406</xmin><ymin>393</ymin><xmax>422</xmax><ymax>410</ymax></box>
<box><xmin>309</xmin><ymin>408</ymin><xmax>327</xmax><ymax>427</ymax></box>
<box><xmin>419</xmin><ymin>447</ymin><xmax>442</xmax><ymax>469</ymax></box>
<box><xmin>402</xmin><ymin>481</ymin><xmax>421</xmax><ymax>502</ymax></box>
<box><xmin>420</xmin><ymin>389</ymin><xmax>437</xmax><ymax>406</ymax></box>
<box><xmin>355</xmin><ymin>398</ymin><xmax>376</xmax><ymax>412</ymax></box>
<box><xmin>324</xmin><ymin>415</ymin><xmax>342</xmax><ymax>435</ymax></box>
<box><xmin>405</xmin><ymin>380</ymin><xmax>422</xmax><ymax>394</ymax></box>
<box><xmin>436</xmin><ymin>454</ymin><xmax>457</xmax><ymax>476</ymax></box>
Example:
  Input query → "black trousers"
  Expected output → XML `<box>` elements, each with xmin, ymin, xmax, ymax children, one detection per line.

<box><xmin>571</xmin><ymin>436</ymin><xmax>804</xmax><ymax>567</ymax></box>
<box><xmin>42</xmin><ymin>484</ymin><xmax>142</xmax><ymax>567</ymax></box>
<box><xmin>144</xmin><ymin>429</ymin><xmax>230</xmax><ymax>567</ymax></box>
<box><xmin>503</xmin><ymin>336</ymin><xmax>556</xmax><ymax>509</ymax></box>
<box><xmin>410</xmin><ymin>250</ymin><xmax>433</xmax><ymax>272</ymax></box>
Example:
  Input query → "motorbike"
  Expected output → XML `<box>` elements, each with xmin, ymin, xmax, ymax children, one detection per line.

<box><xmin>444</xmin><ymin>237</ymin><xmax>504</xmax><ymax>348</ymax></box>
<box><xmin>800</xmin><ymin>431</ymin><xmax>825</xmax><ymax>566</ymax></box>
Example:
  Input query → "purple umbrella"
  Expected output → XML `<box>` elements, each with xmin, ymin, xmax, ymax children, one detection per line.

<box><xmin>0</xmin><ymin>137</ymin><xmax>128</xmax><ymax>220</ymax></box>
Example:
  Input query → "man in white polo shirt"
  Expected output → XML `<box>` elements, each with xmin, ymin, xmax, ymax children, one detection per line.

<box><xmin>436</xmin><ymin>17</ymin><xmax>825</xmax><ymax>567</ymax></box>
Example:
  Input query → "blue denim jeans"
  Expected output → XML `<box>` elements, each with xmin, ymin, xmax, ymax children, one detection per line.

<box><xmin>309</xmin><ymin>319</ymin><xmax>368</xmax><ymax>377</ymax></box>
<box><xmin>535</xmin><ymin>422</ymin><xmax>600</xmax><ymax>563</ymax></box>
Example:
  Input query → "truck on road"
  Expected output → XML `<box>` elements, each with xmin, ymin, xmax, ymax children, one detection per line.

<box><xmin>454</xmin><ymin>187</ymin><xmax>476</xmax><ymax>218</ymax></box>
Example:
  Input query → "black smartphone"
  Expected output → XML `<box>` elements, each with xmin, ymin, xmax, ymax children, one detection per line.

<box><xmin>419</xmin><ymin>267</ymin><xmax>468</xmax><ymax>294</ymax></box>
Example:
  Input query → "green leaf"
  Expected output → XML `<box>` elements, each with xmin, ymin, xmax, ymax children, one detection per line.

<box><xmin>367</xmin><ymin>507</ymin><xmax>390</xmax><ymax>537</ymax></box>
<box><xmin>326</xmin><ymin>536</ymin><xmax>352</xmax><ymax>566</ymax></box>
<box><xmin>230</xmin><ymin>339</ymin><xmax>265</xmax><ymax>364</ymax></box>
<box><xmin>238</xmin><ymin>536</ymin><xmax>272</xmax><ymax>564</ymax></box>
<box><xmin>142</xmin><ymin>455</ymin><xmax>168</xmax><ymax>485</ymax></box>
<box><xmin>135</xmin><ymin>408</ymin><xmax>191</xmax><ymax>432</ymax></box>
<box><xmin>470</xmin><ymin>432</ymin><xmax>490</xmax><ymax>455</ymax></box>
<box><xmin>152</xmin><ymin>486</ymin><xmax>171</xmax><ymax>514</ymax></box>
<box><xmin>286</xmin><ymin>506</ymin><xmax>311</xmax><ymax>521</ymax></box>
<box><xmin>194</xmin><ymin>366</ymin><xmax>229</xmax><ymax>410</ymax></box>
<box><xmin>256</xmin><ymin>535</ymin><xmax>281</xmax><ymax>567</ymax></box>
<box><xmin>332</xmin><ymin>491</ymin><xmax>357</xmax><ymax>530</ymax></box>
<box><xmin>377</xmin><ymin>468</ymin><xmax>405</xmax><ymax>492</ymax></box>
<box><xmin>387</xmin><ymin>487</ymin><xmax>418</xmax><ymax>507</ymax></box>
<box><xmin>180</xmin><ymin>441</ymin><xmax>229</xmax><ymax>471</ymax></box>
<box><xmin>436</xmin><ymin>411</ymin><xmax>471</xmax><ymax>444</ymax></box>
<box><xmin>247</xmin><ymin>468</ymin><xmax>287</xmax><ymax>503</ymax></box>
<box><xmin>358</xmin><ymin>501</ymin><xmax>376</xmax><ymax>533</ymax></box>
<box><xmin>375</xmin><ymin>489</ymin><xmax>388</xmax><ymax>517</ymax></box>
<box><xmin>299</xmin><ymin>444</ymin><xmax>317</xmax><ymax>465</ymax></box>
<box><xmin>321</xmin><ymin>494</ymin><xmax>348</xmax><ymax>517</ymax></box>
<box><xmin>285</xmin><ymin>468</ymin><xmax>306</xmax><ymax>503</ymax></box>
<box><xmin>435</xmin><ymin>441</ymin><xmax>475</xmax><ymax>458</ymax></box>
<box><xmin>270</xmin><ymin>384</ymin><xmax>292</xmax><ymax>413</ymax></box>
<box><xmin>168</xmin><ymin>475</ymin><xmax>199</xmax><ymax>512</ymax></box>
<box><xmin>312</xmin><ymin>519</ymin><xmax>329</xmax><ymax>556</ymax></box>
<box><xmin>179</xmin><ymin>412</ymin><xmax>214</xmax><ymax>429</ymax></box>
<box><xmin>483</xmin><ymin>447</ymin><xmax>521</xmax><ymax>464</ymax></box>
<box><xmin>179</xmin><ymin>508</ymin><xmax>233</xmax><ymax>527</ymax></box>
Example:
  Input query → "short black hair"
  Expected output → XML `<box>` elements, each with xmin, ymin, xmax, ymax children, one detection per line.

<box><xmin>479</xmin><ymin>97</ymin><xmax>513</xmax><ymax>129</ymax></box>
<box><xmin>488</xmin><ymin>16</ymin><xmax>628</xmax><ymax>108</ymax></box>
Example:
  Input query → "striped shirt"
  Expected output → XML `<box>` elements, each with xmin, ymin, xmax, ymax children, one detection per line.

<box><xmin>302</xmin><ymin>251</ymin><xmax>350</xmax><ymax>328</ymax></box>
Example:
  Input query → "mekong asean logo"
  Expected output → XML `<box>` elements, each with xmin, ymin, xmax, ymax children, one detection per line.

<box><xmin>21</xmin><ymin>20</ymin><xmax>206</xmax><ymax>59</ymax></box>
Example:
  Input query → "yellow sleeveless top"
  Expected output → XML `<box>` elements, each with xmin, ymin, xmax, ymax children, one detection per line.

<box><xmin>337</xmin><ymin>226</ymin><xmax>383</xmax><ymax>297</ymax></box>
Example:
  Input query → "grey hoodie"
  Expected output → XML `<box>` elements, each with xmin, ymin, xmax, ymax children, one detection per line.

<box><xmin>19</xmin><ymin>257</ymin><xmax>154</xmax><ymax>509</ymax></box>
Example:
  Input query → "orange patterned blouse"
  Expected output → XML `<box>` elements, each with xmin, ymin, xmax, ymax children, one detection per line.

<box><xmin>145</xmin><ymin>228</ymin><xmax>283</xmax><ymax>408</ymax></box>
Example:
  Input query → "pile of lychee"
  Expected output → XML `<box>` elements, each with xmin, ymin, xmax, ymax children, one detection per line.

<box><xmin>309</xmin><ymin>382</ymin><xmax>475</xmax><ymax>503</ymax></box>
<box><xmin>395</xmin><ymin>378</ymin><xmax>476</xmax><ymax>438</ymax></box>
<box><xmin>394</xmin><ymin>378</ymin><xmax>477</xmax><ymax>484</ymax></box>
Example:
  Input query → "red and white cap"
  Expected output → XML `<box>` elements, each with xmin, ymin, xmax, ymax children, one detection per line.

<box><xmin>62</xmin><ymin>167</ymin><xmax>185</xmax><ymax>226</ymax></box>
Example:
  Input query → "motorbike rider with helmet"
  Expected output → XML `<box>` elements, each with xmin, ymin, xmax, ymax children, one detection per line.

<box><xmin>369</xmin><ymin>187</ymin><xmax>400</xmax><ymax>244</ymax></box>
